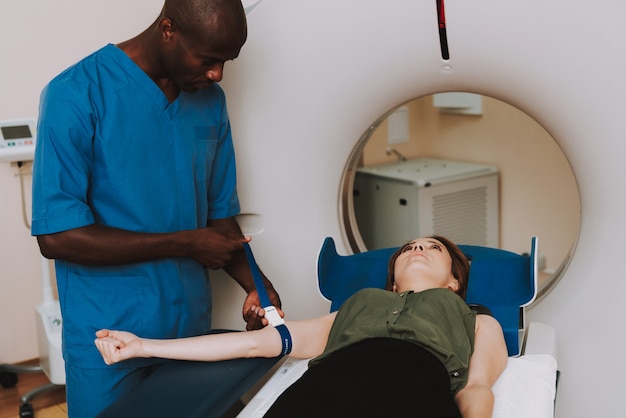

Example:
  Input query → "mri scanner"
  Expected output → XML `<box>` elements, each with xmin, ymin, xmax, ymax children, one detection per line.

<box><xmin>2</xmin><ymin>0</ymin><xmax>625</xmax><ymax>416</ymax></box>
<box><xmin>211</xmin><ymin>0</ymin><xmax>626</xmax><ymax>416</ymax></box>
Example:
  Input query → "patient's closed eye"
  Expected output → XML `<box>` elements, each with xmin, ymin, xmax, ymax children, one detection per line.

<box><xmin>402</xmin><ymin>242</ymin><xmax>442</xmax><ymax>252</ymax></box>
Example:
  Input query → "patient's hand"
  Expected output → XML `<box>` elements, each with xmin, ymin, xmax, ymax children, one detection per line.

<box><xmin>94</xmin><ymin>329</ymin><xmax>144</xmax><ymax>365</ymax></box>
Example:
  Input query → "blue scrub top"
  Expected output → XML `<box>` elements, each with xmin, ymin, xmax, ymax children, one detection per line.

<box><xmin>32</xmin><ymin>45</ymin><xmax>241</xmax><ymax>368</ymax></box>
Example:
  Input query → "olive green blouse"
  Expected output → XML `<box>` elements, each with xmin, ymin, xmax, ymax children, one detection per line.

<box><xmin>310</xmin><ymin>287</ymin><xmax>476</xmax><ymax>395</ymax></box>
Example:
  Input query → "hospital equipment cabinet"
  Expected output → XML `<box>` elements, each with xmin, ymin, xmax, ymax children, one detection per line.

<box><xmin>353</xmin><ymin>157</ymin><xmax>499</xmax><ymax>249</ymax></box>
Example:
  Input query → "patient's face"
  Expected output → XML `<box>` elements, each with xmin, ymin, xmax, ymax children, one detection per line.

<box><xmin>393</xmin><ymin>238</ymin><xmax>458</xmax><ymax>293</ymax></box>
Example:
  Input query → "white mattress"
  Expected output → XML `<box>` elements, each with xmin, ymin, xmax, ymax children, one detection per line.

<box><xmin>238</xmin><ymin>354</ymin><xmax>558</xmax><ymax>417</ymax></box>
<box><xmin>492</xmin><ymin>354</ymin><xmax>558</xmax><ymax>418</ymax></box>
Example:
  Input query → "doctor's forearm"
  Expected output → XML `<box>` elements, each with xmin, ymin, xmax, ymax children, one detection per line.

<box><xmin>223</xmin><ymin>250</ymin><xmax>275</xmax><ymax>293</ymax></box>
<box><xmin>36</xmin><ymin>224</ymin><xmax>198</xmax><ymax>265</ymax></box>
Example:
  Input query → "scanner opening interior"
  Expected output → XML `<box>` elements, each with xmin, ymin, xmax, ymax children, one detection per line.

<box><xmin>340</xmin><ymin>92</ymin><xmax>580</xmax><ymax>302</ymax></box>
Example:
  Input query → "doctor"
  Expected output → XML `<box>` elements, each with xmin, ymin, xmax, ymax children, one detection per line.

<box><xmin>31</xmin><ymin>0</ymin><xmax>282</xmax><ymax>416</ymax></box>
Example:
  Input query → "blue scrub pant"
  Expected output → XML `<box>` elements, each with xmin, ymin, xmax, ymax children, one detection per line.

<box><xmin>66</xmin><ymin>362</ymin><xmax>164</xmax><ymax>418</ymax></box>
<box><xmin>96</xmin><ymin>357</ymin><xmax>281</xmax><ymax>418</ymax></box>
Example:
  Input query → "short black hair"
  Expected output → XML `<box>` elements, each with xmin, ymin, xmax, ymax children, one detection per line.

<box><xmin>162</xmin><ymin>0</ymin><xmax>246</xmax><ymax>39</ymax></box>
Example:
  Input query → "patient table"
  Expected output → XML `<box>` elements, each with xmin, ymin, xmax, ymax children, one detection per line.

<box><xmin>239</xmin><ymin>237</ymin><xmax>558</xmax><ymax>417</ymax></box>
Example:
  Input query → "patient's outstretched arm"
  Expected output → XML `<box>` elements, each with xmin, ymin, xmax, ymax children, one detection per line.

<box><xmin>95</xmin><ymin>312</ymin><xmax>336</xmax><ymax>365</ymax></box>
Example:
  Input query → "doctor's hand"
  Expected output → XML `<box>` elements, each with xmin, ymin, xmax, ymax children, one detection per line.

<box><xmin>185</xmin><ymin>227</ymin><xmax>250</xmax><ymax>269</ymax></box>
<box><xmin>94</xmin><ymin>329</ymin><xmax>145</xmax><ymax>365</ymax></box>
<box><xmin>243</xmin><ymin>287</ymin><xmax>284</xmax><ymax>331</ymax></box>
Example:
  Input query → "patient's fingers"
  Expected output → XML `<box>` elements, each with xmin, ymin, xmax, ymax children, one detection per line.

<box><xmin>94</xmin><ymin>337</ymin><xmax>124</xmax><ymax>365</ymax></box>
<box><xmin>97</xmin><ymin>329</ymin><xmax>122</xmax><ymax>339</ymax></box>
<box><xmin>95</xmin><ymin>338</ymin><xmax>112</xmax><ymax>364</ymax></box>
<box><xmin>95</xmin><ymin>329</ymin><xmax>111</xmax><ymax>338</ymax></box>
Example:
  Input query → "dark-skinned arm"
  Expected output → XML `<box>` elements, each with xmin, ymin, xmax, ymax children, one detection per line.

<box><xmin>37</xmin><ymin>217</ymin><xmax>283</xmax><ymax>330</ymax></box>
<box><xmin>36</xmin><ymin>221</ymin><xmax>245</xmax><ymax>269</ymax></box>
<box><xmin>210</xmin><ymin>218</ymin><xmax>284</xmax><ymax>330</ymax></box>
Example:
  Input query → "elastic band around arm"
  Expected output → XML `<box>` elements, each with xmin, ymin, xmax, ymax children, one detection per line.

<box><xmin>275</xmin><ymin>324</ymin><xmax>292</xmax><ymax>356</ymax></box>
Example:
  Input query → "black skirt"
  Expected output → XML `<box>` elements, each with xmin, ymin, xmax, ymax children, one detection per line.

<box><xmin>264</xmin><ymin>338</ymin><xmax>462</xmax><ymax>418</ymax></box>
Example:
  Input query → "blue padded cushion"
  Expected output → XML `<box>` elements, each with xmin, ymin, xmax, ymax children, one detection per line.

<box><xmin>317</xmin><ymin>237</ymin><xmax>536</xmax><ymax>356</ymax></box>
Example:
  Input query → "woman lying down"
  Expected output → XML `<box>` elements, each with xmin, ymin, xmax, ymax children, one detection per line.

<box><xmin>95</xmin><ymin>236</ymin><xmax>508</xmax><ymax>418</ymax></box>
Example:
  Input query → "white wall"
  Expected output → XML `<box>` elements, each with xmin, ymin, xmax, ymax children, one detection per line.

<box><xmin>0</xmin><ymin>0</ymin><xmax>162</xmax><ymax>364</ymax></box>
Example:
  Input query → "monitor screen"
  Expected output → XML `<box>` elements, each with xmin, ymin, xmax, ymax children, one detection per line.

<box><xmin>1</xmin><ymin>125</ymin><xmax>32</xmax><ymax>140</ymax></box>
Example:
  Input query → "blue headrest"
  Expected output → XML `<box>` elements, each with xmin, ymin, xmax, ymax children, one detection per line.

<box><xmin>317</xmin><ymin>237</ymin><xmax>537</xmax><ymax>356</ymax></box>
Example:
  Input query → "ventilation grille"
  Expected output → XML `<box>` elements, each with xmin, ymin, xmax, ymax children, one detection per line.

<box><xmin>432</xmin><ymin>186</ymin><xmax>489</xmax><ymax>245</ymax></box>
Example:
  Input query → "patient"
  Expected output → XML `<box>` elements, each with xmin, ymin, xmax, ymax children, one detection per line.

<box><xmin>95</xmin><ymin>236</ymin><xmax>508</xmax><ymax>418</ymax></box>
